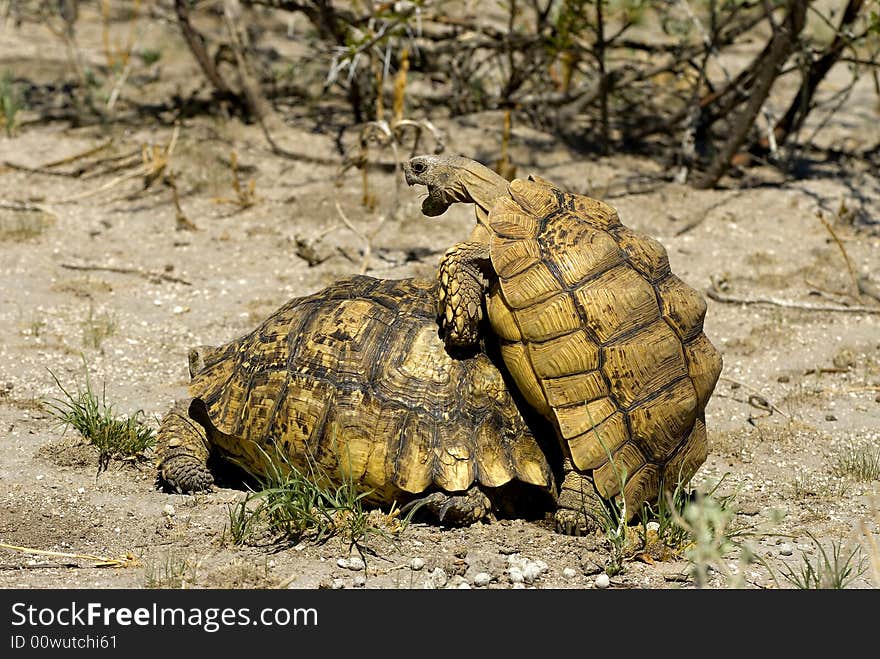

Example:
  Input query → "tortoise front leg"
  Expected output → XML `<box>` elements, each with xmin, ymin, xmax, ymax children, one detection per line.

<box><xmin>401</xmin><ymin>486</ymin><xmax>494</xmax><ymax>526</ymax></box>
<box><xmin>437</xmin><ymin>241</ymin><xmax>491</xmax><ymax>349</ymax></box>
<box><xmin>155</xmin><ymin>399</ymin><xmax>214</xmax><ymax>493</ymax></box>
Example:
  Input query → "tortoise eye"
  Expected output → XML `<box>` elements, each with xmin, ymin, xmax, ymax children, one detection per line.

<box><xmin>411</xmin><ymin>161</ymin><xmax>426</xmax><ymax>174</ymax></box>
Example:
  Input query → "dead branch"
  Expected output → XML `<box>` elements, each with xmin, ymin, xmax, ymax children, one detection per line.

<box><xmin>174</xmin><ymin>0</ymin><xmax>236</xmax><ymax>98</ymax></box>
<box><xmin>0</xmin><ymin>542</ymin><xmax>137</xmax><ymax>568</ymax></box>
<box><xmin>767</xmin><ymin>0</ymin><xmax>866</xmax><ymax>149</ymax></box>
<box><xmin>706</xmin><ymin>288</ymin><xmax>880</xmax><ymax>314</ymax></box>
<box><xmin>60</xmin><ymin>263</ymin><xmax>191</xmax><ymax>286</ymax></box>
<box><xmin>815</xmin><ymin>211</ymin><xmax>860</xmax><ymax>297</ymax></box>
<box><xmin>335</xmin><ymin>200</ymin><xmax>387</xmax><ymax>275</ymax></box>
<box><xmin>693</xmin><ymin>0</ymin><xmax>807</xmax><ymax>188</ymax></box>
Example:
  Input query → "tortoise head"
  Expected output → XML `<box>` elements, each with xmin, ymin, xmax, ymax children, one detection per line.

<box><xmin>404</xmin><ymin>155</ymin><xmax>510</xmax><ymax>217</ymax></box>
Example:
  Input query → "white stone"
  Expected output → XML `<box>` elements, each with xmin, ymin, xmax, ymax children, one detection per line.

<box><xmin>562</xmin><ymin>567</ymin><xmax>577</xmax><ymax>579</ymax></box>
<box><xmin>473</xmin><ymin>572</ymin><xmax>492</xmax><ymax>587</ymax></box>
<box><xmin>429</xmin><ymin>567</ymin><xmax>447</xmax><ymax>587</ymax></box>
<box><xmin>595</xmin><ymin>574</ymin><xmax>610</xmax><ymax>589</ymax></box>
<box><xmin>508</xmin><ymin>566</ymin><xmax>524</xmax><ymax>583</ymax></box>
<box><xmin>409</xmin><ymin>557</ymin><xmax>425</xmax><ymax>571</ymax></box>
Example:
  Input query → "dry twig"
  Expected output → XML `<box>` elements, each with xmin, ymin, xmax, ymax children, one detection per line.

<box><xmin>0</xmin><ymin>542</ymin><xmax>137</xmax><ymax>568</ymax></box>
<box><xmin>707</xmin><ymin>287</ymin><xmax>880</xmax><ymax>315</ymax></box>
<box><xmin>60</xmin><ymin>262</ymin><xmax>191</xmax><ymax>286</ymax></box>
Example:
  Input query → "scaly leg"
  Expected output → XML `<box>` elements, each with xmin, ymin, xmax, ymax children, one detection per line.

<box><xmin>401</xmin><ymin>486</ymin><xmax>493</xmax><ymax>526</ymax></box>
<box><xmin>554</xmin><ymin>460</ymin><xmax>605</xmax><ymax>536</ymax></box>
<box><xmin>437</xmin><ymin>241</ymin><xmax>491</xmax><ymax>348</ymax></box>
<box><xmin>155</xmin><ymin>399</ymin><xmax>214</xmax><ymax>493</ymax></box>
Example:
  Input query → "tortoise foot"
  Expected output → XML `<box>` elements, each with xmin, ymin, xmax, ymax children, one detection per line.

<box><xmin>158</xmin><ymin>455</ymin><xmax>214</xmax><ymax>493</ymax></box>
<box><xmin>403</xmin><ymin>487</ymin><xmax>493</xmax><ymax>526</ymax></box>
<box><xmin>554</xmin><ymin>465</ymin><xmax>604</xmax><ymax>536</ymax></box>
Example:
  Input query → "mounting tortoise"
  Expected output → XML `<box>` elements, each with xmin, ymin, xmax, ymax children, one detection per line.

<box><xmin>155</xmin><ymin>275</ymin><xmax>556</xmax><ymax>525</ymax></box>
<box><xmin>403</xmin><ymin>154</ymin><xmax>723</xmax><ymax>533</ymax></box>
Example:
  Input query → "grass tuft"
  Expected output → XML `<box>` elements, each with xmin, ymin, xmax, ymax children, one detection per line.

<box><xmin>0</xmin><ymin>70</ymin><xmax>23</xmax><ymax>136</ymax></box>
<box><xmin>0</xmin><ymin>210</ymin><xmax>54</xmax><ymax>242</ymax></box>
<box><xmin>223</xmin><ymin>442</ymin><xmax>402</xmax><ymax>550</ymax></box>
<box><xmin>43</xmin><ymin>364</ymin><xmax>155</xmax><ymax>473</ymax></box>
<box><xmin>638</xmin><ymin>475</ymin><xmax>695</xmax><ymax>560</ymax></box>
<box><xmin>778</xmin><ymin>532</ymin><xmax>866</xmax><ymax>589</ymax></box>
<box><xmin>81</xmin><ymin>305</ymin><xmax>117</xmax><ymax>350</ymax></box>
<box><xmin>143</xmin><ymin>553</ymin><xmax>200</xmax><ymax>589</ymax></box>
<box><xmin>832</xmin><ymin>442</ymin><xmax>880</xmax><ymax>482</ymax></box>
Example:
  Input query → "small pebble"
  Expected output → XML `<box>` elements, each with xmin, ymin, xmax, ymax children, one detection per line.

<box><xmin>163</xmin><ymin>504</ymin><xmax>175</xmax><ymax>516</ymax></box>
<box><xmin>778</xmin><ymin>543</ymin><xmax>793</xmax><ymax>556</ymax></box>
<box><xmin>825</xmin><ymin>414</ymin><xmax>837</xmax><ymax>422</ymax></box>
<box><xmin>409</xmin><ymin>557</ymin><xmax>425</xmax><ymax>571</ymax></box>
<box><xmin>777</xmin><ymin>375</ymin><xmax>790</xmax><ymax>383</ymax></box>
<box><xmin>522</xmin><ymin>560</ymin><xmax>547</xmax><ymax>584</ymax></box>
<box><xmin>595</xmin><ymin>574</ymin><xmax>610</xmax><ymax>589</ymax></box>
<box><xmin>456</xmin><ymin>582</ymin><xmax>471</xmax><ymax>589</ymax></box>
<box><xmin>352</xmin><ymin>575</ymin><xmax>366</xmax><ymax>588</ymax></box>
<box><xmin>581</xmin><ymin>560</ymin><xmax>603</xmax><ymax>575</ymax></box>
<box><xmin>512</xmin><ymin>582</ymin><xmax>526</xmax><ymax>590</ymax></box>
<box><xmin>347</xmin><ymin>555</ymin><xmax>365</xmax><ymax>571</ymax></box>
<box><xmin>508</xmin><ymin>566</ymin><xmax>524</xmax><ymax>583</ymax></box>
<box><xmin>473</xmin><ymin>572</ymin><xmax>492</xmax><ymax>587</ymax></box>
<box><xmin>428</xmin><ymin>567</ymin><xmax>447</xmax><ymax>588</ymax></box>
<box><xmin>562</xmin><ymin>567</ymin><xmax>577</xmax><ymax>579</ymax></box>
<box><xmin>336</xmin><ymin>558</ymin><xmax>349</xmax><ymax>569</ymax></box>
<box><xmin>331</xmin><ymin>579</ymin><xmax>345</xmax><ymax>590</ymax></box>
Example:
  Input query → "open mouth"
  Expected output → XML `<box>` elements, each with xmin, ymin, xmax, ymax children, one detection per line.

<box><xmin>420</xmin><ymin>186</ymin><xmax>450</xmax><ymax>217</ymax></box>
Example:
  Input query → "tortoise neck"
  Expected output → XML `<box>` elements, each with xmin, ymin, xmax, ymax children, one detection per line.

<box><xmin>454</xmin><ymin>158</ymin><xmax>510</xmax><ymax>214</ymax></box>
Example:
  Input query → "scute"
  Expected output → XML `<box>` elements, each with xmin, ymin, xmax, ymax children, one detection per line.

<box><xmin>181</xmin><ymin>276</ymin><xmax>555</xmax><ymax>504</ymax></box>
<box><xmin>478</xmin><ymin>176</ymin><xmax>723</xmax><ymax>517</ymax></box>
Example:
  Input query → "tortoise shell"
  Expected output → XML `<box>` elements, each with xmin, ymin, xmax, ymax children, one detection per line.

<box><xmin>481</xmin><ymin>178</ymin><xmax>722</xmax><ymax>509</ymax></box>
<box><xmin>185</xmin><ymin>275</ymin><xmax>554</xmax><ymax>504</ymax></box>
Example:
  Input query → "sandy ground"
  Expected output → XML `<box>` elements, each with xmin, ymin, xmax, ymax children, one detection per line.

<box><xmin>1</xmin><ymin>8</ymin><xmax>879</xmax><ymax>590</ymax></box>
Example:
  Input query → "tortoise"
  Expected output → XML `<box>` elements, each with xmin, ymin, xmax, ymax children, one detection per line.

<box><xmin>403</xmin><ymin>154</ymin><xmax>723</xmax><ymax>533</ymax></box>
<box><xmin>155</xmin><ymin>275</ymin><xmax>556</xmax><ymax>525</ymax></box>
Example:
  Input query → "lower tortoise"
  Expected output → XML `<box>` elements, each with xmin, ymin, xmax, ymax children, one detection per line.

<box><xmin>155</xmin><ymin>275</ymin><xmax>556</xmax><ymax>525</ymax></box>
<box><xmin>404</xmin><ymin>154</ymin><xmax>723</xmax><ymax>533</ymax></box>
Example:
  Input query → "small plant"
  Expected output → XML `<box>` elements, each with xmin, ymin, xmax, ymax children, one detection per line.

<box><xmin>223</xmin><ymin>442</ymin><xmax>401</xmax><ymax>549</ymax></box>
<box><xmin>0</xmin><ymin>70</ymin><xmax>23</xmax><ymax>136</ymax></box>
<box><xmin>778</xmin><ymin>532</ymin><xmax>866</xmax><ymax>589</ymax></box>
<box><xmin>81</xmin><ymin>305</ymin><xmax>117</xmax><ymax>350</ymax></box>
<box><xmin>139</xmin><ymin>48</ymin><xmax>163</xmax><ymax>66</ymax></box>
<box><xmin>144</xmin><ymin>554</ymin><xmax>200</xmax><ymax>589</ymax></box>
<box><xmin>44</xmin><ymin>364</ymin><xmax>156</xmax><ymax>473</ymax></box>
<box><xmin>583</xmin><ymin>415</ymin><xmax>631</xmax><ymax>576</ymax></box>
<box><xmin>592</xmin><ymin>492</ymin><xmax>628</xmax><ymax>577</ymax></box>
<box><xmin>832</xmin><ymin>442</ymin><xmax>880</xmax><ymax>482</ymax></box>
<box><xmin>667</xmin><ymin>475</ymin><xmax>757</xmax><ymax>588</ymax></box>
<box><xmin>638</xmin><ymin>475</ymin><xmax>694</xmax><ymax>560</ymax></box>
<box><xmin>0</xmin><ymin>210</ymin><xmax>53</xmax><ymax>242</ymax></box>
<box><xmin>213</xmin><ymin>151</ymin><xmax>258</xmax><ymax>209</ymax></box>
